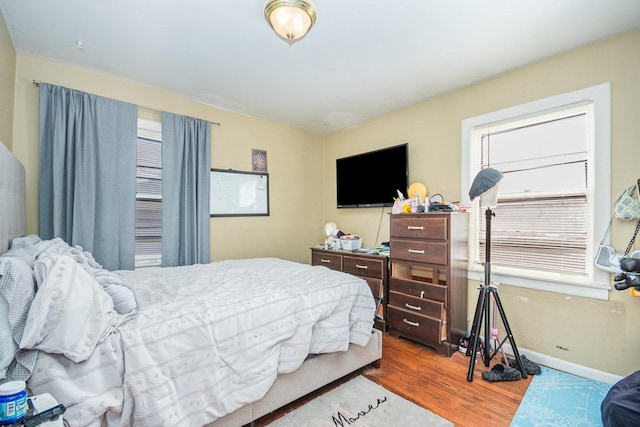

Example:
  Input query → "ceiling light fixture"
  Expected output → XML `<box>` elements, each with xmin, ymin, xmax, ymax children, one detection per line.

<box><xmin>264</xmin><ymin>0</ymin><xmax>316</xmax><ymax>45</ymax></box>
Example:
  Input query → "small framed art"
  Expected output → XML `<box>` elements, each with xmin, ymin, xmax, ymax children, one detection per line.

<box><xmin>252</xmin><ymin>149</ymin><xmax>268</xmax><ymax>172</ymax></box>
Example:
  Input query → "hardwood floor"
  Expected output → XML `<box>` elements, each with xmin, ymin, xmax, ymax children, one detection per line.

<box><xmin>255</xmin><ymin>333</ymin><xmax>532</xmax><ymax>427</ymax></box>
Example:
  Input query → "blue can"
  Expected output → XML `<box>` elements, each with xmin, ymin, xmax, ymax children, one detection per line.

<box><xmin>0</xmin><ymin>381</ymin><xmax>27</xmax><ymax>425</ymax></box>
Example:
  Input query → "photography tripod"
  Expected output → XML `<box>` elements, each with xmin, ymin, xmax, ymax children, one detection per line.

<box><xmin>466</xmin><ymin>207</ymin><xmax>527</xmax><ymax>381</ymax></box>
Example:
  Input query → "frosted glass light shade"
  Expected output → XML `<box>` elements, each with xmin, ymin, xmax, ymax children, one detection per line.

<box><xmin>265</xmin><ymin>0</ymin><xmax>316</xmax><ymax>45</ymax></box>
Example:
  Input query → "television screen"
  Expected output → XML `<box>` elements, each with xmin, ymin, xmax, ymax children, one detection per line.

<box><xmin>336</xmin><ymin>144</ymin><xmax>408</xmax><ymax>208</ymax></box>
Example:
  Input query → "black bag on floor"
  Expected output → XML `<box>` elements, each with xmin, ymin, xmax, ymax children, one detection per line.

<box><xmin>601</xmin><ymin>370</ymin><xmax>640</xmax><ymax>427</ymax></box>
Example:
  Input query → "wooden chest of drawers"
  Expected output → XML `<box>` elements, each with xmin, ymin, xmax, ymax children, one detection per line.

<box><xmin>388</xmin><ymin>213</ymin><xmax>468</xmax><ymax>356</ymax></box>
<box><xmin>311</xmin><ymin>248</ymin><xmax>388</xmax><ymax>331</ymax></box>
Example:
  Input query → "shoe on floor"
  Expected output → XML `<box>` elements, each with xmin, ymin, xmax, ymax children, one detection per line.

<box><xmin>458</xmin><ymin>337</ymin><xmax>469</xmax><ymax>353</ymax></box>
<box><xmin>481</xmin><ymin>363</ymin><xmax>521</xmax><ymax>382</ymax></box>
<box><xmin>506</xmin><ymin>355</ymin><xmax>541</xmax><ymax>375</ymax></box>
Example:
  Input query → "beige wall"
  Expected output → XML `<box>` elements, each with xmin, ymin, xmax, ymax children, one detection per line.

<box><xmin>11</xmin><ymin>56</ymin><xmax>324</xmax><ymax>265</ymax></box>
<box><xmin>4</xmin><ymin>7</ymin><xmax>640</xmax><ymax>376</ymax></box>
<box><xmin>324</xmin><ymin>29</ymin><xmax>640</xmax><ymax>376</ymax></box>
<box><xmin>0</xmin><ymin>10</ymin><xmax>15</xmax><ymax>149</ymax></box>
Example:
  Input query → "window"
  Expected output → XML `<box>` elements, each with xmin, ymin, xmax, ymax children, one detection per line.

<box><xmin>135</xmin><ymin>119</ymin><xmax>162</xmax><ymax>268</ymax></box>
<box><xmin>461</xmin><ymin>83</ymin><xmax>611</xmax><ymax>300</ymax></box>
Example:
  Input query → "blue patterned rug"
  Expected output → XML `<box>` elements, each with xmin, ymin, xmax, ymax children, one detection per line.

<box><xmin>511</xmin><ymin>366</ymin><xmax>612</xmax><ymax>427</ymax></box>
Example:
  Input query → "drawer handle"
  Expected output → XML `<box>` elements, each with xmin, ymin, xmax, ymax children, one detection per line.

<box><xmin>355</xmin><ymin>264</ymin><xmax>368</xmax><ymax>270</ymax></box>
<box><xmin>320</xmin><ymin>259</ymin><xmax>331</xmax><ymax>263</ymax></box>
<box><xmin>407</xmin><ymin>225</ymin><xmax>424</xmax><ymax>230</ymax></box>
<box><xmin>403</xmin><ymin>319</ymin><xmax>420</xmax><ymax>327</ymax></box>
<box><xmin>405</xmin><ymin>303</ymin><xmax>421</xmax><ymax>311</ymax></box>
<box><xmin>408</xmin><ymin>249</ymin><xmax>425</xmax><ymax>254</ymax></box>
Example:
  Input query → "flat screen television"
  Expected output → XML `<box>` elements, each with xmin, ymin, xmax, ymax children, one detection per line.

<box><xmin>336</xmin><ymin>144</ymin><xmax>408</xmax><ymax>208</ymax></box>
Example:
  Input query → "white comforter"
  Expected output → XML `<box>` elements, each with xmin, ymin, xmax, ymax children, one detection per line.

<box><xmin>27</xmin><ymin>258</ymin><xmax>375</xmax><ymax>427</ymax></box>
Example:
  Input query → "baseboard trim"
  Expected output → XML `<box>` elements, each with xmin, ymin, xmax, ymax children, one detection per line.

<box><xmin>502</xmin><ymin>344</ymin><xmax>623</xmax><ymax>385</ymax></box>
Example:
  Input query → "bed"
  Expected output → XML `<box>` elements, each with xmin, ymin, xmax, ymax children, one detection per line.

<box><xmin>0</xmin><ymin>142</ymin><xmax>382</xmax><ymax>427</ymax></box>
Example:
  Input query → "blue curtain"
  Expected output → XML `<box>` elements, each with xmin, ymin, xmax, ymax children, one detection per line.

<box><xmin>38</xmin><ymin>84</ymin><xmax>137</xmax><ymax>270</ymax></box>
<box><xmin>161</xmin><ymin>112</ymin><xmax>211</xmax><ymax>266</ymax></box>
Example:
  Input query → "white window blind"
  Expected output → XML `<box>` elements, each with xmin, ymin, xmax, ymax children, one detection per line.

<box><xmin>478</xmin><ymin>195</ymin><xmax>587</xmax><ymax>276</ymax></box>
<box><xmin>135</xmin><ymin>120</ymin><xmax>162</xmax><ymax>267</ymax></box>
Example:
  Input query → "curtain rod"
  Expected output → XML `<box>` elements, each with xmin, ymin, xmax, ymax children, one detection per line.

<box><xmin>32</xmin><ymin>80</ymin><xmax>221</xmax><ymax>127</ymax></box>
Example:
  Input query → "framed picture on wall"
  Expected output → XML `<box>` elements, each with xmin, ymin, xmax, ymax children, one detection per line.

<box><xmin>252</xmin><ymin>149</ymin><xmax>268</xmax><ymax>172</ymax></box>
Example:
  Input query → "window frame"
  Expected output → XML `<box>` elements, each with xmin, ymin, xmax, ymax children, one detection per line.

<box><xmin>461</xmin><ymin>83</ymin><xmax>611</xmax><ymax>300</ymax></box>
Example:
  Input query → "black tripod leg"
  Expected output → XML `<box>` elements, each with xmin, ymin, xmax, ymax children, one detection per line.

<box><xmin>492</xmin><ymin>291</ymin><xmax>528</xmax><ymax>380</ymax></box>
<box><xmin>483</xmin><ymin>288</ymin><xmax>492</xmax><ymax>366</ymax></box>
<box><xmin>466</xmin><ymin>286</ymin><xmax>487</xmax><ymax>381</ymax></box>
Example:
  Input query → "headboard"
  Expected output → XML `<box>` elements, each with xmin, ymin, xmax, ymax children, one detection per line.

<box><xmin>0</xmin><ymin>142</ymin><xmax>26</xmax><ymax>255</ymax></box>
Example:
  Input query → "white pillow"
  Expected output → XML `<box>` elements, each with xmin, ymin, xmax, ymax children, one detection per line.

<box><xmin>92</xmin><ymin>270</ymin><xmax>138</xmax><ymax>315</ymax></box>
<box><xmin>3</xmin><ymin>234</ymin><xmax>42</xmax><ymax>268</ymax></box>
<box><xmin>21</xmin><ymin>254</ymin><xmax>121</xmax><ymax>363</ymax></box>
<box><xmin>35</xmin><ymin>237</ymin><xmax>138</xmax><ymax>315</ymax></box>
<box><xmin>0</xmin><ymin>295</ymin><xmax>17</xmax><ymax>379</ymax></box>
<box><xmin>0</xmin><ymin>256</ymin><xmax>37</xmax><ymax>379</ymax></box>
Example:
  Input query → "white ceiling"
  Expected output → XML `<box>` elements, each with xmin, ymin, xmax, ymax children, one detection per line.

<box><xmin>2</xmin><ymin>1</ymin><xmax>639</xmax><ymax>135</ymax></box>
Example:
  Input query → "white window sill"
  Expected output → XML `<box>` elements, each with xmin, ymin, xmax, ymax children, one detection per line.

<box><xmin>467</xmin><ymin>268</ymin><xmax>610</xmax><ymax>300</ymax></box>
<box><xmin>135</xmin><ymin>256</ymin><xmax>162</xmax><ymax>269</ymax></box>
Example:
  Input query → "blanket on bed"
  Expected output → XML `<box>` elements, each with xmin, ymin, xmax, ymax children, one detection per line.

<box><xmin>26</xmin><ymin>258</ymin><xmax>375</xmax><ymax>427</ymax></box>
